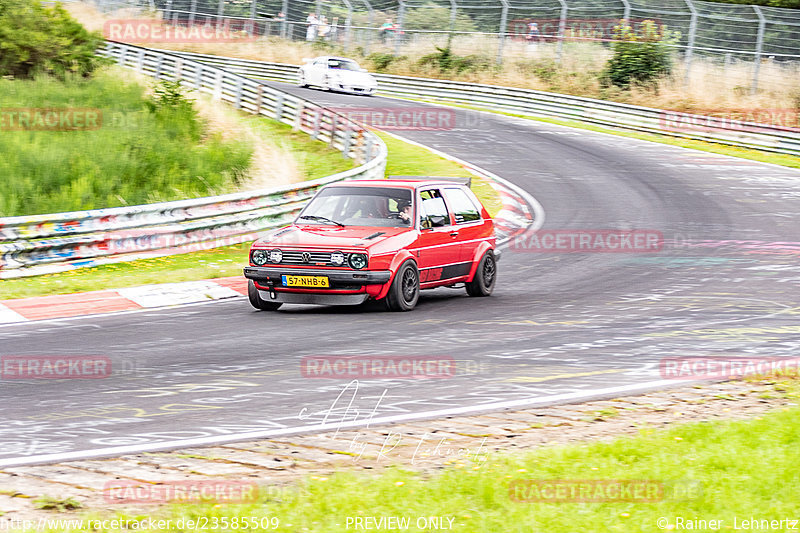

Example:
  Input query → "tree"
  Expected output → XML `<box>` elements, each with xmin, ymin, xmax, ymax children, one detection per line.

<box><xmin>0</xmin><ymin>0</ymin><xmax>107</xmax><ymax>79</ymax></box>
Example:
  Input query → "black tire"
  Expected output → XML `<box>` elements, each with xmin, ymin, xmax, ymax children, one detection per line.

<box><xmin>248</xmin><ymin>280</ymin><xmax>283</xmax><ymax>311</ymax></box>
<box><xmin>385</xmin><ymin>260</ymin><xmax>419</xmax><ymax>311</ymax></box>
<box><xmin>465</xmin><ymin>250</ymin><xmax>497</xmax><ymax>297</ymax></box>
<box><xmin>298</xmin><ymin>73</ymin><xmax>308</xmax><ymax>88</ymax></box>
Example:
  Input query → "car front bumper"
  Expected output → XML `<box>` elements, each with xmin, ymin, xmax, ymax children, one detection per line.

<box><xmin>244</xmin><ymin>266</ymin><xmax>392</xmax><ymax>306</ymax></box>
<box><xmin>244</xmin><ymin>266</ymin><xmax>391</xmax><ymax>286</ymax></box>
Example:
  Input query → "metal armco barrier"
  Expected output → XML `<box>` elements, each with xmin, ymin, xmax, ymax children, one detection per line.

<box><xmin>165</xmin><ymin>49</ymin><xmax>800</xmax><ymax>157</ymax></box>
<box><xmin>0</xmin><ymin>41</ymin><xmax>387</xmax><ymax>279</ymax></box>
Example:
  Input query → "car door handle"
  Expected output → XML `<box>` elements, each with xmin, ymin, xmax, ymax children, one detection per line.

<box><xmin>449</xmin><ymin>231</ymin><xmax>459</xmax><ymax>238</ymax></box>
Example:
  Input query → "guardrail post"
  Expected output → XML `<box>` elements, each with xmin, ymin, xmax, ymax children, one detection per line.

<box><xmin>155</xmin><ymin>54</ymin><xmax>164</xmax><ymax>79</ymax></box>
<box><xmin>117</xmin><ymin>45</ymin><xmax>127</xmax><ymax>67</ymax></box>
<box><xmin>312</xmin><ymin>109</ymin><xmax>321</xmax><ymax>139</ymax></box>
<box><xmin>165</xmin><ymin>0</ymin><xmax>173</xmax><ymax>23</ymax></box>
<box><xmin>364</xmin><ymin>138</ymin><xmax>373</xmax><ymax>164</ymax></box>
<box><xmin>275</xmin><ymin>94</ymin><xmax>284</xmax><ymax>120</ymax></box>
<box><xmin>556</xmin><ymin>0</ymin><xmax>567</xmax><ymax>64</ymax></box>
<box><xmin>342</xmin><ymin>122</ymin><xmax>352</xmax><ymax>158</ymax></box>
<box><xmin>188</xmin><ymin>0</ymin><xmax>197</xmax><ymax>27</ymax></box>
<box><xmin>752</xmin><ymin>5</ymin><xmax>766</xmax><ymax>95</ymax></box>
<box><xmin>683</xmin><ymin>0</ymin><xmax>697</xmax><ymax>87</ymax></box>
<box><xmin>496</xmin><ymin>0</ymin><xmax>509</xmax><ymax>66</ymax></box>
<box><xmin>195</xmin><ymin>64</ymin><xmax>203</xmax><ymax>89</ymax></box>
<box><xmin>234</xmin><ymin>78</ymin><xmax>243</xmax><ymax>109</ymax></box>
<box><xmin>214</xmin><ymin>70</ymin><xmax>223</xmax><ymax>100</ymax></box>
<box><xmin>330</xmin><ymin>114</ymin><xmax>338</xmax><ymax>147</ymax></box>
<box><xmin>137</xmin><ymin>49</ymin><xmax>145</xmax><ymax>73</ymax></box>
<box><xmin>294</xmin><ymin>104</ymin><xmax>303</xmax><ymax>131</ymax></box>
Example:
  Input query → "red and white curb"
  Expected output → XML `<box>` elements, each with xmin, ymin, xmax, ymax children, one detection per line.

<box><xmin>0</xmin><ymin>277</ymin><xmax>247</xmax><ymax>325</ymax></box>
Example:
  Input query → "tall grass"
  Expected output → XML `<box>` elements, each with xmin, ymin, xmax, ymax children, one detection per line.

<box><xmin>0</xmin><ymin>69</ymin><xmax>252</xmax><ymax>217</ymax></box>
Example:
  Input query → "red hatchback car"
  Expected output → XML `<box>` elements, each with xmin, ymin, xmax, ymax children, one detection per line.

<box><xmin>243</xmin><ymin>177</ymin><xmax>499</xmax><ymax>311</ymax></box>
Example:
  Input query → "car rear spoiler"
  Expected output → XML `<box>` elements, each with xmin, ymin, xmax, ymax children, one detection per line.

<box><xmin>387</xmin><ymin>176</ymin><xmax>471</xmax><ymax>188</ymax></box>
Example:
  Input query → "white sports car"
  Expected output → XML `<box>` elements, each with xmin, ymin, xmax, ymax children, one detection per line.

<box><xmin>297</xmin><ymin>56</ymin><xmax>378</xmax><ymax>96</ymax></box>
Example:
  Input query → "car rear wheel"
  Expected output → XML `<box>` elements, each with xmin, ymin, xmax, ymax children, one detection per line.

<box><xmin>385</xmin><ymin>260</ymin><xmax>419</xmax><ymax>311</ymax></box>
<box><xmin>465</xmin><ymin>250</ymin><xmax>496</xmax><ymax>297</ymax></box>
<box><xmin>248</xmin><ymin>280</ymin><xmax>283</xmax><ymax>311</ymax></box>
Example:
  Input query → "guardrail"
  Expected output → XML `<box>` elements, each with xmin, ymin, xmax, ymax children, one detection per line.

<box><xmin>0</xmin><ymin>41</ymin><xmax>387</xmax><ymax>279</ymax></box>
<box><xmin>163</xmin><ymin>49</ymin><xmax>800</xmax><ymax>157</ymax></box>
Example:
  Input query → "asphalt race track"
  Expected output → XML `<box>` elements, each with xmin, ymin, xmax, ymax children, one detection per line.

<box><xmin>2</xmin><ymin>81</ymin><xmax>800</xmax><ymax>467</ymax></box>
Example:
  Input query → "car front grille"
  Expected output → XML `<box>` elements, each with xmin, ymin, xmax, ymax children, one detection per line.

<box><xmin>280</xmin><ymin>250</ymin><xmax>333</xmax><ymax>265</ymax></box>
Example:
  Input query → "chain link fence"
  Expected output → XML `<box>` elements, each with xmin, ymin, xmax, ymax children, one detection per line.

<box><xmin>84</xmin><ymin>0</ymin><xmax>800</xmax><ymax>93</ymax></box>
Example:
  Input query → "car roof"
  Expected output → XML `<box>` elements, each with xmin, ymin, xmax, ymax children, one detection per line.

<box><xmin>324</xmin><ymin>179</ymin><xmax>469</xmax><ymax>191</ymax></box>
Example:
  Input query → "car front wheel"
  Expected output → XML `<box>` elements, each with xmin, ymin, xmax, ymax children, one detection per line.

<box><xmin>248</xmin><ymin>280</ymin><xmax>283</xmax><ymax>311</ymax></box>
<box><xmin>385</xmin><ymin>260</ymin><xmax>419</xmax><ymax>311</ymax></box>
<box><xmin>465</xmin><ymin>250</ymin><xmax>496</xmax><ymax>297</ymax></box>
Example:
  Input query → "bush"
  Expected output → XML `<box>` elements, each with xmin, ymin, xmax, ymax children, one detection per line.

<box><xmin>367</xmin><ymin>52</ymin><xmax>405</xmax><ymax>72</ymax></box>
<box><xmin>418</xmin><ymin>46</ymin><xmax>493</xmax><ymax>74</ymax></box>
<box><xmin>0</xmin><ymin>0</ymin><xmax>108</xmax><ymax>79</ymax></box>
<box><xmin>602</xmin><ymin>20</ymin><xmax>676</xmax><ymax>89</ymax></box>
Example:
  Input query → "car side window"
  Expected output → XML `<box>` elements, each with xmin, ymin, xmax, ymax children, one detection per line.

<box><xmin>419</xmin><ymin>189</ymin><xmax>450</xmax><ymax>228</ymax></box>
<box><xmin>444</xmin><ymin>187</ymin><xmax>482</xmax><ymax>224</ymax></box>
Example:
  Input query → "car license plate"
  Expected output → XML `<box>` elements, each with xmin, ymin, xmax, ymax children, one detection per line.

<box><xmin>281</xmin><ymin>275</ymin><xmax>329</xmax><ymax>288</ymax></box>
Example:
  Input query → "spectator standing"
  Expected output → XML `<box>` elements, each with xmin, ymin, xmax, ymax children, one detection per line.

<box><xmin>306</xmin><ymin>13</ymin><xmax>318</xmax><ymax>41</ymax></box>
<box><xmin>526</xmin><ymin>21</ymin><xmax>541</xmax><ymax>50</ymax></box>
<box><xmin>379</xmin><ymin>18</ymin><xmax>395</xmax><ymax>43</ymax></box>
<box><xmin>318</xmin><ymin>16</ymin><xmax>331</xmax><ymax>40</ymax></box>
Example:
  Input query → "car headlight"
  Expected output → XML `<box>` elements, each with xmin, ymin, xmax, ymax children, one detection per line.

<box><xmin>269</xmin><ymin>249</ymin><xmax>283</xmax><ymax>263</ymax></box>
<box><xmin>348</xmin><ymin>253</ymin><xmax>368</xmax><ymax>270</ymax></box>
<box><xmin>252</xmin><ymin>249</ymin><xmax>268</xmax><ymax>265</ymax></box>
<box><xmin>331</xmin><ymin>251</ymin><xmax>345</xmax><ymax>266</ymax></box>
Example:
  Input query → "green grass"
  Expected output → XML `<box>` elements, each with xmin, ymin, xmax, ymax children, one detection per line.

<box><xmin>0</xmin><ymin>70</ymin><xmax>253</xmax><ymax>217</ymax></box>
<box><xmin>241</xmin><ymin>114</ymin><xmax>356</xmax><ymax>181</ymax></box>
<box><xmin>0</xmin><ymin>132</ymin><xmax>501</xmax><ymax>300</ymax></box>
<box><xmin>42</xmin><ymin>376</ymin><xmax>800</xmax><ymax>532</ymax></box>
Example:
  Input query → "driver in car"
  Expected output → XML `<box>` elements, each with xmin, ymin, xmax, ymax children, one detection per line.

<box><xmin>397</xmin><ymin>200</ymin><xmax>413</xmax><ymax>225</ymax></box>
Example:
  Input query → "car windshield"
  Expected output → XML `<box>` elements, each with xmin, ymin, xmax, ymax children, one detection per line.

<box><xmin>299</xmin><ymin>186</ymin><xmax>414</xmax><ymax>228</ymax></box>
<box><xmin>328</xmin><ymin>59</ymin><xmax>361</xmax><ymax>71</ymax></box>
